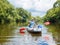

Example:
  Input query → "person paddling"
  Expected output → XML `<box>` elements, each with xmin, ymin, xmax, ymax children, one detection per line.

<box><xmin>28</xmin><ymin>18</ymin><xmax>36</xmax><ymax>28</ymax></box>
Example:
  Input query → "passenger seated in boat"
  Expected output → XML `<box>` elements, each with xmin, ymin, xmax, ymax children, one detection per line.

<box><xmin>38</xmin><ymin>25</ymin><xmax>42</xmax><ymax>28</ymax></box>
<box><xmin>35</xmin><ymin>21</ymin><xmax>42</xmax><ymax>29</ymax></box>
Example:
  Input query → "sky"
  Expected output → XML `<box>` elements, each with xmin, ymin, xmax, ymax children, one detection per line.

<box><xmin>8</xmin><ymin>0</ymin><xmax>57</xmax><ymax>17</ymax></box>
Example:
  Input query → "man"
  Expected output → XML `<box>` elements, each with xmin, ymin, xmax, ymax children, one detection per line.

<box><xmin>28</xmin><ymin>18</ymin><xmax>36</xmax><ymax>28</ymax></box>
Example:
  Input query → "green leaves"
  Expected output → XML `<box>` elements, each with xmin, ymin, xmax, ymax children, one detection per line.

<box><xmin>44</xmin><ymin>8</ymin><xmax>60</xmax><ymax>24</ymax></box>
<box><xmin>53</xmin><ymin>1</ymin><xmax>60</xmax><ymax>8</ymax></box>
<box><xmin>43</xmin><ymin>0</ymin><xmax>60</xmax><ymax>24</ymax></box>
<box><xmin>0</xmin><ymin>0</ymin><xmax>32</xmax><ymax>24</ymax></box>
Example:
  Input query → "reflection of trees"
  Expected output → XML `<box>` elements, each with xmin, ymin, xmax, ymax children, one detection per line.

<box><xmin>47</xmin><ymin>24</ymin><xmax>60</xmax><ymax>42</ymax></box>
<box><xmin>0</xmin><ymin>24</ymin><xmax>15</xmax><ymax>36</ymax></box>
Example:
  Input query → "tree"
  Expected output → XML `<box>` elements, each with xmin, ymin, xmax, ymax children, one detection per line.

<box><xmin>53</xmin><ymin>1</ymin><xmax>60</xmax><ymax>8</ymax></box>
<box><xmin>43</xmin><ymin>0</ymin><xmax>60</xmax><ymax>24</ymax></box>
<box><xmin>0</xmin><ymin>0</ymin><xmax>32</xmax><ymax>24</ymax></box>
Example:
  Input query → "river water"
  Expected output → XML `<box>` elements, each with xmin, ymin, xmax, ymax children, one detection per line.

<box><xmin>0</xmin><ymin>23</ymin><xmax>59</xmax><ymax>45</ymax></box>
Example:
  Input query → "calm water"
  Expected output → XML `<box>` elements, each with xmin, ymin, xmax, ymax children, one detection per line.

<box><xmin>0</xmin><ymin>23</ymin><xmax>58</xmax><ymax>45</ymax></box>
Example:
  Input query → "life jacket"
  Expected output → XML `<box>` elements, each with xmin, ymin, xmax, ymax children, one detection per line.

<box><xmin>29</xmin><ymin>21</ymin><xmax>35</xmax><ymax>28</ymax></box>
<box><xmin>38</xmin><ymin>25</ymin><xmax>42</xmax><ymax>28</ymax></box>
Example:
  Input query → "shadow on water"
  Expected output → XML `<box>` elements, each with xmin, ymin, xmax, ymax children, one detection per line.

<box><xmin>0</xmin><ymin>23</ymin><xmax>57</xmax><ymax>45</ymax></box>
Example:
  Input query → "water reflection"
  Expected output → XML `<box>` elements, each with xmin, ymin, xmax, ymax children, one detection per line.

<box><xmin>0</xmin><ymin>24</ymin><xmax>56</xmax><ymax>45</ymax></box>
<box><xmin>47</xmin><ymin>24</ymin><xmax>60</xmax><ymax>45</ymax></box>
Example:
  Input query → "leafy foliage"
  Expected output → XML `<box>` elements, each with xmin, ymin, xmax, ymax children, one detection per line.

<box><xmin>35</xmin><ymin>16</ymin><xmax>42</xmax><ymax>23</ymax></box>
<box><xmin>0</xmin><ymin>0</ymin><xmax>31</xmax><ymax>24</ymax></box>
<box><xmin>53</xmin><ymin>0</ymin><xmax>60</xmax><ymax>8</ymax></box>
<box><xmin>43</xmin><ymin>0</ymin><xmax>60</xmax><ymax>24</ymax></box>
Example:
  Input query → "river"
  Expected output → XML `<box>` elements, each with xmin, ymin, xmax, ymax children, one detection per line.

<box><xmin>0</xmin><ymin>23</ymin><xmax>59</xmax><ymax>45</ymax></box>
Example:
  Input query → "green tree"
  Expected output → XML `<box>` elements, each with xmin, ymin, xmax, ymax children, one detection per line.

<box><xmin>53</xmin><ymin>0</ymin><xmax>60</xmax><ymax>8</ymax></box>
<box><xmin>0</xmin><ymin>0</ymin><xmax>32</xmax><ymax>24</ymax></box>
<box><xmin>43</xmin><ymin>0</ymin><xmax>60</xmax><ymax>24</ymax></box>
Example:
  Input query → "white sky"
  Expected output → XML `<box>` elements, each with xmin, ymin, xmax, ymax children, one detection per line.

<box><xmin>8</xmin><ymin>0</ymin><xmax>57</xmax><ymax>17</ymax></box>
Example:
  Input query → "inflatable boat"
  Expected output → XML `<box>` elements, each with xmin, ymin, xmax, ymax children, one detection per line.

<box><xmin>27</xmin><ymin>25</ymin><xmax>42</xmax><ymax>34</ymax></box>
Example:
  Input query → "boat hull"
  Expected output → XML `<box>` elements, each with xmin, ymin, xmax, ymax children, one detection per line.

<box><xmin>27</xmin><ymin>30</ymin><xmax>41</xmax><ymax>33</ymax></box>
<box><xmin>27</xmin><ymin>28</ymin><xmax>42</xmax><ymax>36</ymax></box>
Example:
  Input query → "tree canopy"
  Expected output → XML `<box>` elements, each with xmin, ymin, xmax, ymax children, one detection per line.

<box><xmin>0</xmin><ymin>0</ymin><xmax>32</xmax><ymax>24</ymax></box>
<box><xmin>43</xmin><ymin>0</ymin><xmax>60</xmax><ymax>24</ymax></box>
